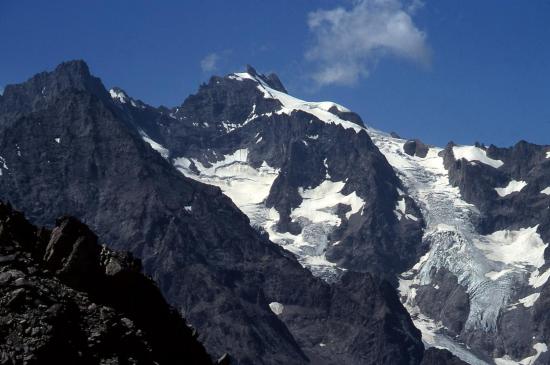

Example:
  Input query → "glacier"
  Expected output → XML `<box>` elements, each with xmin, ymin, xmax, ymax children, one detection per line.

<box><xmin>369</xmin><ymin>128</ymin><xmax>549</xmax><ymax>365</ymax></box>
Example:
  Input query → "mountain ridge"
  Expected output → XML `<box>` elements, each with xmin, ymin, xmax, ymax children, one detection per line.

<box><xmin>3</xmin><ymin>59</ymin><xmax>549</xmax><ymax>364</ymax></box>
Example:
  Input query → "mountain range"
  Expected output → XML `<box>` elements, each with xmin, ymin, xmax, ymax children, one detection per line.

<box><xmin>0</xmin><ymin>60</ymin><xmax>548</xmax><ymax>364</ymax></box>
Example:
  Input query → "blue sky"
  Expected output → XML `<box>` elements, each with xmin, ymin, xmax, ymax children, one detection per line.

<box><xmin>1</xmin><ymin>0</ymin><xmax>549</xmax><ymax>147</ymax></box>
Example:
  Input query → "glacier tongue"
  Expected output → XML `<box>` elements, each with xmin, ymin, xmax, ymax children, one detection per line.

<box><xmin>369</xmin><ymin>128</ymin><xmax>548</xmax><ymax>365</ymax></box>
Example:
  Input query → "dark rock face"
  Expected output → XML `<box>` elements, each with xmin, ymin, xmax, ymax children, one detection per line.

<box><xmin>531</xmin><ymin>278</ymin><xmax>550</xmax><ymax>361</ymax></box>
<box><xmin>420</xmin><ymin>348</ymin><xmax>468</xmax><ymax>365</ymax></box>
<box><xmin>403</xmin><ymin>139</ymin><xmax>429</xmax><ymax>158</ymax></box>
<box><xmin>415</xmin><ymin>268</ymin><xmax>469</xmax><ymax>335</ymax></box>
<box><xmin>442</xmin><ymin>141</ymin><xmax>550</xmax><ymax>241</ymax></box>
<box><xmin>245</xmin><ymin>65</ymin><xmax>288</xmax><ymax>93</ymax></box>
<box><xmin>0</xmin><ymin>202</ymin><xmax>212</xmax><ymax>365</ymax></box>
<box><xmin>0</xmin><ymin>61</ymin><xmax>426</xmax><ymax>364</ymax></box>
<box><xmin>283</xmin><ymin>271</ymin><xmax>424</xmax><ymax>365</ymax></box>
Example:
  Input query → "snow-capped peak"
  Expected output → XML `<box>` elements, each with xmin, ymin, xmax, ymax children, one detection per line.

<box><xmin>228</xmin><ymin>70</ymin><xmax>364</xmax><ymax>133</ymax></box>
<box><xmin>109</xmin><ymin>88</ymin><xmax>129</xmax><ymax>104</ymax></box>
<box><xmin>109</xmin><ymin>87</ymin><xmax>143</xmax><ymax>108</ymax></box>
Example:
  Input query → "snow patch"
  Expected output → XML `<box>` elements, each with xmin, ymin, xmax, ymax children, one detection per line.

<box><xmin>292</xmin><ymin>180</ymin><xmax>364</xmax><ymax>225</ymax></box>
<box><xmin>0</xmin><ymin>156</ymin><xmax>8</xmax><ymax>176</ymax></box>
<box><xmin>453</xmin><ymin>145</ymin><xmax>504</xmax><ymax>168</ymax></box>
<box><xmin>173</xmin><ymin>157</ymin><xmax>193</xmax><ymax>171</ymax></box>
<box><xmin>139</xmin><ymin>130</ymin><xmax>169</xmax><ymax>159</ymax></box>
<box><xmin>473</xmin><ymin>226</ymin><xmax>547</xmax><ymax>268</ymax></box>
<box><xmin>109</xmin><ymin>89</ymin><xmax>128</xmax><ymax>104</ymax></box>
<box><xmin>518</xmin><ymin>293</ymin><xmax>540</xmax><ymax>308</ymax></box>
<box><xmin>529</xmin><ymin>268</ymin><xmax>550</xmax><ymax>288</ymax></box>
<box><xmin>495</xmin><ymin>180</ymin><xmax>527</xmax><ymax>197</ymax></box>
<box><xmin>175</xmin><ymin>149</ymin><xmax>279</xmax><ymax>220</ymax></box>
<box><xmin>495</xmin><ymin>342</ymin><xmax>547</xmax><ymax>365</ymax></box>
<box><xmin>269</xmin><ymin>302</ymin><xmax>284</xmax><ymax>315</ymax></box>
<box><xmin>393</xmin><ymin>198</ymin><xmax>419</xmax><ymax>221</ymax></box>
<box><xmin>395</xmin><ymin>198</ymin><xmax>406</xmax><ymax>220</ymax></box>
<box><xmin>221</xmin><ymin>121</ymin><xmax>239</xmax><ymax>132</ymax></box>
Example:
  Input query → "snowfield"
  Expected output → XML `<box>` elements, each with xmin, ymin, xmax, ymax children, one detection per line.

<box><xmin>452</xmin><ymin>145</ymin><xmax>504</xmax><ymax>168</ymax></box>
<box><xmin>139</xmin><ymin>130</ymin><xmax>169</xmax><ymax>159</ymax></box>
<box><xmin>174</xmin><ymin>149</ymin><xmax>279</xmax><ymax>217</ymax></box>
<box><xmin>473</xmin><ymin>226</ymin><xmax>546</xmax><ymax>268</ymax></box>
<box><xmin>494</xmin><ymin>180</ymin><xmax>527</xmax><ymax>197</ymax></box>
<box><xmin>269</xmin><ymin>302</ymin><xmax>284</xmax><ymax>316</ymax></box>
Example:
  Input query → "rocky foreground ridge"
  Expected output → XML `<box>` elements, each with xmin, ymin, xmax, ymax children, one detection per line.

<box><xmin>0</xmin><ymin>202</ymin><xmax>214</xmax><ymax>365</ymax></box>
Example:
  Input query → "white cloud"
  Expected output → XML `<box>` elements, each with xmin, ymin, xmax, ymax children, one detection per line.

<box><xmin>306</xmin><ymin>0</ymin><xmax>430</xmax><ymax>86</ymax></box>
<box><xmin>200</xmin><ymin>53</ymin><xmax>220</xmax><ymax>72</ymax></box>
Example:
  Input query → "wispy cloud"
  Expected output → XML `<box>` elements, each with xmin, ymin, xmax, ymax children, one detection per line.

<box><xmin>200</xmin><ymin>53</ymin><xmax>220</xmax><ymax>72</ymax></box>
<box><xmin>306</xmin><ymin>0</ymin><xmax>430</xmax><ymax>87</ymax></box>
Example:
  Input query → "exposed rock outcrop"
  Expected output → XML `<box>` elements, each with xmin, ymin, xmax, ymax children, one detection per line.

<box><xmin>420</xmin><ymin>348</ymin><xmax>468</xmax><ymax>365</ymax></box>
<box><xmin>0</xmin><ymin>202</ymin><xmax>212</xmax><ymax>364</ymax></box>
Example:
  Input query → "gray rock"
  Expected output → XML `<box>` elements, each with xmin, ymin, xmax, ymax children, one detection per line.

<box><xmin>420</xmin><ymin>348</ymin><xmax>468</xmax><ymax>365</ymax></box>
<box><xmin>0</xmin><ymin>202</ymin><xmax>212</xmax><ymax>364</ymax></box>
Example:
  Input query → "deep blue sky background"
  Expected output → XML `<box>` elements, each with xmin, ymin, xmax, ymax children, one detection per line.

<box><xmin>1</xmin><ymin>1</ymin><xmax>549</xmax><ymax>146</ymax></box>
